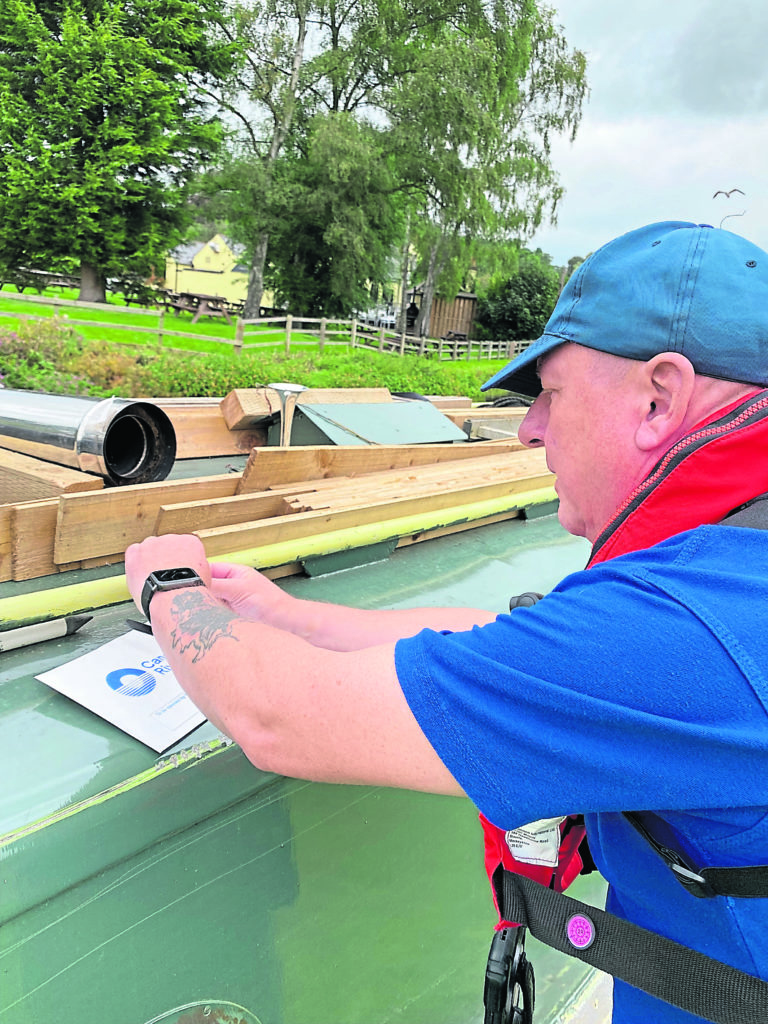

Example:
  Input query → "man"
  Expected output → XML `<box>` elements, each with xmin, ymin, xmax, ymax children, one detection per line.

<box><xmin>126</xmin><ymin>221</ymin><xmax>768</xmax><ymax>1023</ymax></box>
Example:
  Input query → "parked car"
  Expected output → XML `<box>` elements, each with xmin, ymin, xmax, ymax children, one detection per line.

<box><xmin>376</xmin><ymin>308</ymin><xmax>397</xmax><ymax>329</ymax></box>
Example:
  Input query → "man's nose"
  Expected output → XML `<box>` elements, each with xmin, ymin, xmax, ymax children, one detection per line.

<box><xmin>517</xmin><ymin>400</ymin><xmax>546</xmax><ymax>448</ymax></box>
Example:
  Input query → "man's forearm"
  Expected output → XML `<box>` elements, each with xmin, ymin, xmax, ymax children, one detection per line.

<box><xmin>282</xmin><ymin>597</ymin><xmax>498</xmax><ymax>651</ymax></box>
<box><xmin>148</xmin><ymin>585</ymin><xmax>464</xmax><ymax>795</ymax></box>
<box><xmin>124</xmin><ymin>533</ymin><xmax>466</xmax><ymax>794</ymax></box>
<box><xmin>209</xmin><ymin>563</ymin><xmax>497</xmax><ymax>650</ymax></box>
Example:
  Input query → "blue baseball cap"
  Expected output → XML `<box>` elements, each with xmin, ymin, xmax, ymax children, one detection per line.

<box><xmin>481</xmin><ymin>221</ymin><xmax>768</xmax><ymax>397</ymax></box>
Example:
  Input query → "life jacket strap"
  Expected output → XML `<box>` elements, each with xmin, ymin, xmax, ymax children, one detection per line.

<box><xmin>493</xmin><ymin>867</ymin><xmax>768</xmax><ymax>1024</ymax></box>
<box><xmin>623</xmin><ymin>811</ymin><xmax>768</xmax><ymax>900</ymax></box>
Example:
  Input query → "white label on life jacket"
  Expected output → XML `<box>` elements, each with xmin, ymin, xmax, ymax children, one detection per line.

<box><xmin>504</xmin><ymin>816</ymin><xmax>566</xmax><ymax>868</ymax></box>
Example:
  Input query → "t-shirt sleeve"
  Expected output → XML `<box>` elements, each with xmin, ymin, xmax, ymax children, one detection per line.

<box><xmin>394</xmin><ymin>540</ymin><xmax>768</xmax><ymax>830</ymax></box>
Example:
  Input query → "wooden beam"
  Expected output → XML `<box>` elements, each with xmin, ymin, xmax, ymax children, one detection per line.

<box><xmin>220</xmin><ymin>387</ymin><xmax>393</xmax><ymax>430</ymax></box>
<box><xmin>156</xmin><ymin>492</ymin><xmax>293</xmax><ymax>535</ymax></box>
<box><xmin>53</xmin><ymin>474</ymin><xmax>240</xmax><ymax>564</ymax></box>
<box><xmin>441</xmin><ymin>407</ymin><xmax>528</xmax><ymax>428</ymax></box>
<box><xmin>0</xmin><ymin>504</ymin><xmax>13</xmax><ymax>582</ymax></box>
<box><xmin>152</xmin><ymin>450</ymin><xmax>547</xmax><ymax>533</ymax></box>
<box><xmin>150</xmin><ymin>403</ymin><xmax>268</xmax><ymax>458</ymax></box>
<box><xmin>46</xmin><ymin>445</ymin><xmax>535</xmax><ymax>567</ymax></box>
<box><xmin>8</xmin><ymin>439</ymin><xmax>545</xmax><ymax>581</ymax></box>
<box><xmin>12</xmin><ymin>499</ymin><xmax>61</xmax><ymax>580</ymax></box>
<box><xmin>237</xmin><ymin>439</ymin><xmax>525</xmax><ymax>492</ymax></box>
<box><xmin>281</xmin><ymin>452</ymin><xmax>546</xmax><ymax>513</ymax></box>
<box><xmin>0</xmin><ymin>448</ymin><xmax>104</xmax><ymax>502</ymax></box>
<box><xmin>424</xmin><ymin>395</ymin><xmax>473</xmax><ymax>410</ymax></box>
<box><xmin>195</xmin><ymin>472</ymin><xmax>553</xmax><ymax>559</ymax></box>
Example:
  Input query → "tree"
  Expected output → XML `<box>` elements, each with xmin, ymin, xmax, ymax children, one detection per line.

<box><xmin>212</xmin><ymin>0</ymin><xmax>572</xmax><ymax>317</ymax></box>
<box><xmin>212</xmin><ymin>0</ymin><xmax>586</xmax><ymax>320</ymax></box>
<box><xmin>265</xmin><ymin>114</ymin><xmax>402</xmax><ymax>316</ymax></box>
<box><xmin>0</xmin><ymin>0</ymin><xmax>232</xmax><ymax>302</ymax></box>
<box><xmin>557</xmin><ymin>253</ymin><xmax>585</xmax><ymax>293</ymax></box>
<box><xmin>205</xmin><ymin>0</ymin><xmax>310</xmax><ymax>317</ymax></box>
<box><xmin>475</xmin><ymin>248</ymin><xmax>560</xmax><ymax>340</ymax></box>
<box><xmin>386</xmin><ymin>2</ymin><xmax>587</xmax><ymax>336</ymax></box>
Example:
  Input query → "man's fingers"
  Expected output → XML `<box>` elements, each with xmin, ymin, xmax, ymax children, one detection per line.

<box><xmin>209</xmin><ymin>562</ymin><xmax>256</xmax><ymax>580</ymax></box>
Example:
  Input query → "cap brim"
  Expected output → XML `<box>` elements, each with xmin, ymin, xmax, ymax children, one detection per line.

<box><xmin>480</xmin><ymin>334</ymin><xmax>564</xmax><ymax>397</ymax></box>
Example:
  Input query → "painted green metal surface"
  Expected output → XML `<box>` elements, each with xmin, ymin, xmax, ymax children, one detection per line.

<box><xmin>1</xmin><ymin>513</ymin><xmax>604</xmax><ymax>1024</ymax></box>
<box><xmin>267</xmin><ymin>401</ymin><xmax>468</xmax><ymax>446</ymax></box>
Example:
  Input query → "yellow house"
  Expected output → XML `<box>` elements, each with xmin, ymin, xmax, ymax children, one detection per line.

<box><xmin>164</xmin><ymin>234</ymin><xmax>249</xmax><ymax>302</ymax></box>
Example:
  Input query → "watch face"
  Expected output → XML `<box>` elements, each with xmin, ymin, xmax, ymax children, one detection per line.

<box><xmin>152</xmin><ymin>568</ymin><xmax>200</xmax><ymax>584</ymax></box>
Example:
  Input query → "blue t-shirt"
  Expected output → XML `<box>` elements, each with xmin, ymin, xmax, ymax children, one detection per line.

<box><xmin>395</xmin><ymin>524</ymin><xmax>768</xmax><ymax>1024</ymax></box>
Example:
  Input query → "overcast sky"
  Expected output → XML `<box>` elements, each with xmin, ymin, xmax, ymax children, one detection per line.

<box><xmin>528</xmin><ymin>0</ymin><xmax>768</xmax><ymax>265</ymax></box>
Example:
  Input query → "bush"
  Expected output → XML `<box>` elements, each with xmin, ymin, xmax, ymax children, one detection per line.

<box><xmin>0</xmin><ymin>318</ymin><xmax>145</xmax><ymax>395</ymax></box>
<box><xmin>476</xmin><ymin>250</ymin><xmax>560</xmax><ymax>342</ymax></box>
<box><xmin>0</xmin><ymin>322</ymin><xmax>509</xmax><ymax>402</ymax></box>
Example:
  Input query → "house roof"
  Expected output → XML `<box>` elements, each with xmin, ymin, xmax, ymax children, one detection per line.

<box><xmin>171</xmin><ymin>236</ymin><xmax>246</xmax><ymax>267</ymax></box>
<box><xmin>171</xmin><ymin>241</ymin><xmax>205</xmax><ymax>265</ymax></box>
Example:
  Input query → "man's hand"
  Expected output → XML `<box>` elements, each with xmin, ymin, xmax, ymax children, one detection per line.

<box><xmin>123</xmin><ymin>536</ymin><xmax>463</xmax><ymax>797</ymax></box>
<box><xmin>125</xmin><ymin>534</ymin><xmax>212</xmax><ymax>614</ymax></box>
<box><xmin>209</xmin><ymin>562</ymin><xmax>292</xmax><ymax>625</ymax></box>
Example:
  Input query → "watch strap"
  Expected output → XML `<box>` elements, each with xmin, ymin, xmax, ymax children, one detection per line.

<box><xmin>140</xmin><ymin>572</ymin><xmax>205</xmax><ymax>622</ymax></box>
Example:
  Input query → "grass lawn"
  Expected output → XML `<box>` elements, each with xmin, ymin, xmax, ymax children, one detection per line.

<box><xmin>0</xmin><ymin>285</ymin><xmax>513</xmax><ymax>401</ymax></box>
<box><xmin>0</xmin><ymin>285</ymin><xmax>331</xmax><ymax>355</ymax></box>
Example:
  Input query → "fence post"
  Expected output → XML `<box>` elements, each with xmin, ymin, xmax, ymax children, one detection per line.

<box><xmin>285</xmin><ymin>314</ymin><xmax>292</xmax><ymax>355</ymax></box>
<box><xmin>399</xmin><ymin>330</ymin><xmax>406</xmax><ymax>356</ymax></box>
<box><xmin>234</xmin><ymin>318</ymin><xmax>244</xmax><ymax>355</ymax></box>
<box><xmin>438</xmin><ymin>337</ymin><xmax>444</xmax><ymax>360</ymax></box>
<box><xmin>351</xmin><ymin>318</ymin><xmax>357</xmax><ymax>348</ymax></box>
<box><xmin>319</xmin><ymin>317</ymin><xmax>327</xmax><ymax>354</ymax></box>
<box><xmin>378</xmin><ymin>326</ymin><xmax>385</xmax><ymax>352</ymax></box>
<box><xmin>418</xmin><ymin>336</ymin><xmax>426</xmax><ymax>356</ymax></box>
<box><xmin>157</xmin><ymin>308</ymin><xmax>164</xmax><ymax>347</ymax></box>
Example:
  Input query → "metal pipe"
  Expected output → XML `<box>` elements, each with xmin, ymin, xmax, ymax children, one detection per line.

<box><xmin>268</xmin><ymin>382</ymin><xmax>307</xmax><ymax>446</ymax></box>
<box><xmin>0</xmin><ymin>389</ymin><xmax>176</xmax><ymax>485</ymax></box>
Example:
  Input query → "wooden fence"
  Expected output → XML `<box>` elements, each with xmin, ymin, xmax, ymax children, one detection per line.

<box><xmin>0</xmin><ymin>291</ymin><xmax>529</xmax><ymax>362</ymax></box>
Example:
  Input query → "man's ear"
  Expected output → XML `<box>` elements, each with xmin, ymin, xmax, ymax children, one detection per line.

<box><xmin>634</xmin><ymin>353</ymin><xmax>696</xmax><ymax>451</ymax></box>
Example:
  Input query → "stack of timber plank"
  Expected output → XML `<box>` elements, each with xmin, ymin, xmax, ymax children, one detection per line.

<box><xmin>1</xmin><ymin>440</ymin><xmax>552</xmax><ymax>584</ymax></box>
<box><xmin>0</xmin><ymin>389</ymin><xmax>545</xmax><ymax>585</ymax></box>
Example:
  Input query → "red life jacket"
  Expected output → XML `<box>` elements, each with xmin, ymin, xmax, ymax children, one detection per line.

<box><xmin>482</xmin><ymin>388</ymin><xmax>768</xmax><ymax>931</ymax></box>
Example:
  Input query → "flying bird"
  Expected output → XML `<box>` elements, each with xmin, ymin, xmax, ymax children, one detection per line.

<box><xmin>713</xmin><ymin>188</ymin><xmax>745</xmax><ymax>198</ymax></box>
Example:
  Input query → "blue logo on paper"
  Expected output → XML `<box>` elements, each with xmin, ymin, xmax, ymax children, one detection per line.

<box><xmin>106</xmin><ymin>667</ymin><xmax>156</xmax><ymax>697</ymax></box>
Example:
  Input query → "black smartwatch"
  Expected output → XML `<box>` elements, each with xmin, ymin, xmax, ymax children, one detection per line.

<box><xmin>140</xmin><ymin>567</ymin><xmax>205</xmax><ymax>622</ymax></box>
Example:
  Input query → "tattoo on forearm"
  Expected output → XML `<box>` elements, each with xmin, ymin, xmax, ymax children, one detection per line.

<box><xmin>169</xmin><ymin>590</ymin><xmax>239</xmax><ymax>664</ymax></box>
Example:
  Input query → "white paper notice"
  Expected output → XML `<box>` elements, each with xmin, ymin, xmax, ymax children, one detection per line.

<box><xmin>37</xmin><ymin>631</ymin><xmax>207</xmax><ymax>752</ymax></box>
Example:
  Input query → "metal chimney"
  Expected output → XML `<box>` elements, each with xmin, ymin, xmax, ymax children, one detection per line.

<box><xmin>0</xmin><ymin>390</ymin><xmax>176</xmax><ymax>485</ymax></box>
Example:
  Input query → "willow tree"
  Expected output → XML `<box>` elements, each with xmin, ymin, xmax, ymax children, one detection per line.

<box><xmin>0</xmin><ymin>0</ymin><xmax>231</xmax><ymax>302</ymax></box>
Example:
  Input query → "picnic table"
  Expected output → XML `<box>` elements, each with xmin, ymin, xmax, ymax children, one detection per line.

<box><xmin>1</xmin><ymin>268</ymin><xmax>80</xmax><ymax>293</ymax></box>
<box><xmin>163</xmin><ymin>290</ymin><xmax>233</xmax><ymax>324</ymax></box>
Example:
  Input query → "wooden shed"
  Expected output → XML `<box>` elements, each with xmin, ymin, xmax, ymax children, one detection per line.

<box><xmin>408</xmin><ymin>288</ymin><xmax>478</xmax><ymax>339</ymax></box>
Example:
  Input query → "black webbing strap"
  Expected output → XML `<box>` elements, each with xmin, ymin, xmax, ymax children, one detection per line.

<box><xmin>495</xmin><ymin>868</ymin><xmax>768</xmax><ymax>1024</ymax></box>
<box><xmin>623</xmin><ymin>812</ymin><xmax>768</xmax><ymax>900</ymax></box>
